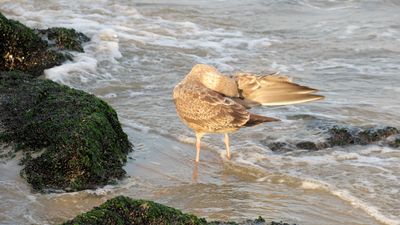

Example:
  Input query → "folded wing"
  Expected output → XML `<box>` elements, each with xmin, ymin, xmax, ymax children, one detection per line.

<box><xmin>173</xmin><ymin>81</ymin><xmax>250</xmax><ymax>133</ymax></box>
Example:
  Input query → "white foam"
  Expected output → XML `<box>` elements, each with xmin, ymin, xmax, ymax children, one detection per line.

<box><xmin>300</xmin><ymin>179</ymin><xmax>400</xmax><ymax>225</ymax></box>
<box><xmin>120</xmin><ymin>119</ymin><xmax>151</xmax><ymax>133</ymax></box>
<box><xmin>45</xmin><ymin>54</ymin><xmax>98</xmax><ymax>84</ymax></box>
<box><xmin>333</xmin><ymin>152</ymin><xmax>359</xmax><ymax>161</ymax></box>
<box><xmin>103</xmin><ymin>93</ymin><xmax>117</xmax><ymax>99</ymax></box>
<box><xmin>234</xmin><ymin>148</ymin><xmax>400</xmax><ymax>224</ymax></box>
<box><xmin>92</xmin><ymin>29</ymin><xmax>122</xmax><ymax>63</ymax></box>
<box><xmin>270</xmin><ymin>61</ymin><xmax>290</xmax><ymax>73</ymax></box>
<box><xmin>345</xmin><ymin>25</ymin><xmax>359</xmax><ymax>35</ymax></box>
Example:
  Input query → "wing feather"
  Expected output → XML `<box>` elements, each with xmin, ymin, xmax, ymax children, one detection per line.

<box><xmin>235</xmin><ymin>73</ymin><xmax>324</xmax><ymax>106</ymax></box>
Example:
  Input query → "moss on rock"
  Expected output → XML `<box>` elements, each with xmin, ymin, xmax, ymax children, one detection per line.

<box><xmin>355</xmin><ymin>127</ymin><xmax>399</xmax><ymax>145</ymax></box>
<box><xmin>389</xmin><ymin>137</ymin><xmax>400</xmax><ymax>149</ymax></box>
<box><xmin>62</xmin><ymin>196</ymin><xmax>207</xmax><ymax>225</ymax></box>
<box><xmin>262</xmin><ymin>126</ymin><xmax>399</xmax><ymax>152</ymax></box>
<box><xmin>327</xmin><ymin>126</ymin><xmax>399</xmax><ymax>147</ymax></box>
<box><xmin>327</xmin><ymin>126</ymin><xmax>355</xmax><ymax>146</ymax></box>
<box><xmin>0</xmin><ymin>13</ymin><xmax>89</xmax><ymax>76</ymax></box>
<box><xmin>0</xmin><ymin>71</ymin><xmax>132</xmax><ymax>191</ymax></box>
<box><xmin>61</xmin><ymin>196</ymin><xmax>293</xmax><ymax>225</ymax></box>
<box><xmin>0</xmin><ymin>13</ymin><xmax>67</xmax><ymax>76</ymax></box>
<box><xmin>36</xmin><ymin>27</ymin><xmax>90</xmax><ymax>52</ymax></box>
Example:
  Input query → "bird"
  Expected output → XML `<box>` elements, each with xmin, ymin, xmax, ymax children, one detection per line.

<box><xmin>173</xmin><ymin>64</ymin><xmax>324</xmax><ymax>163</ymax></box>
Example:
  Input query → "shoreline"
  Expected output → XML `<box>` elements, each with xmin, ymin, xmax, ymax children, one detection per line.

<box><xmin>0</xmin><ymin>11</ymin><xmax>296</xmax><ymax>225</ymax></box>
<box><xmin>1</xmin><ymin>2</ymin><xmax>400</xmax><ymax>224</ymax></box>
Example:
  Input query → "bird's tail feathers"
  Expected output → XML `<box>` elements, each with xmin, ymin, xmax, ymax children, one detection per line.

<box><xmin>245</xmin><ymin>114</ymin><xmax>280</xmax><ymax>127</ymax></box>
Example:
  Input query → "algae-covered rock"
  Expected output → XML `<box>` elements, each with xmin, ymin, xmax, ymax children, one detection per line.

<box><xmin>36</xmin><ymin>27</ymin><xmax>90</xmax><ymax>52</ymax></box>
<box><xmin>262</xmin><ymin>126</ymin><xmax>399</xmax><ymax>152</ymax></box>
<box><xmin>295</xmin><ymin>141</ymin><xmax>319</xmax><ymax>151</ymax></box>
<box><xmin>0</xmin><ymin>12</ymin><xmax>89</xmax><ymax>76</ymax></box>
<box><xmin>327</xmin><ymin>126</ymin><xmax>355</xmax><ymax>146</ymax></box>
<box><xmin>62</xmin><ymin>196</ymin><xmax>207</xmax><ymax>225</ymax></box>
<box><xmin>61</xmin><ymin>196</ymin><xmax>293</xmax><ymax>225</ymax></box>
<box><xmin>354</xmin><ymin>127</ymin><xmax>399</xmax><ymax>145</ymax></box>
<box><xmin>0</xmin><ymin>71</ymin><xmax>132</xmax><ymax>191</ymax></box>
<box><xmin>389</xmin><ymin>137</ymin><xmax>400</xmax><ymax>149</ymax></box>
<box><xmin>0</xmin><ymin>12</ymin><xmax>66</xmax><ymax>76</ymax></box>
<box><xmin>327</xmin><ymin>126</ymin><xmax>399</xmax><ymax>147</ymax></box>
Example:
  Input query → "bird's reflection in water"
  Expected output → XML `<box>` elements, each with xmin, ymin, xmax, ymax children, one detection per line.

<box><xmin>192</xmin><ymin>162</ymin><xmax>199</xmax><ymax>182</ymax></box>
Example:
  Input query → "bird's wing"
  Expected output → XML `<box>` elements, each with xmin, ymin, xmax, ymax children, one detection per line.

<box><xmin>234</xmin><ymin>72</ymin><xmax>324</xmax><ymax>106</ymax></box>
<box><xmin>173</xmin><ymin>81</ymin><xmax>250</xmax><ymax>132</ymax></box>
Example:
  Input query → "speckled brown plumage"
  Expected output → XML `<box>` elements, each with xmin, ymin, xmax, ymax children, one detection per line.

<box><xmin>173</xmin><ymin>64</ymin><xmax>324</xmax><ymax>162</ymax></box>
<box><xmin>173</xmin><ymin>80</ymin><xmax>250</xmax><ymax>134</ymax></box>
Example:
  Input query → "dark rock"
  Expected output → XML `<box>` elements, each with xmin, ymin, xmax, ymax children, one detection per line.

<box><xmin>263</xmin><ymin>141</ymin><xmax>293</xmax><ymax>152</ymax></box>
<box><xmin>36</xmin><ymin>27</ymin><xmax>90</xmax><ymax>52</ymax></box>
<box><xmin>389</xmin><ymin>137</ymin><xmax>400</xmax><ymax>149</ymax></box>
<box><xmin>0</xmin><ymin>13</ymin><xmax>89</xmax><ymax>76</ymax></box>
<box><xmin>61</xmin><ymin>196</ymin><xmax>294</xmax><ymax>225</ymax></box>
<box><xmin>0</xmin><ymin>12</ymin><xmax>66</xmax><ymax>76</ymax></box>
<box><xmin>61</xmin><ymin>196</ymin><xmax>206</xmax><ymax>225</ymax></box>
<box><xmin>286</xmin><ymin>114</ymin><xmax>318</xmax><ymax>121</ymax></box>
<box><xmin>0</xmin><ymin>71</ymin><xmax>132</xmax><ymax>191</ymax></box>
<box><xmin>327</xmin><ymin>126</ymin><xmax>399</xmax><ymax>147</ymax></box>
<box><xmin>262</xmin><ymin>126</ymin><xmax>399</xmax><ymax>153</ymax></box>
<box><xmin>295</xmin><ymin>141</ymin><xmax>319</xmax><ymax>151</ymax></box>
<box><xmin>326</xmin><ymin>126</ymin><xmax>398</xmax><ymax>147</ymax></box>
<box><xmin>327</xmin><ymin>126</ymin><xmax>355</xmax><ymax>146</ymax></box>
<box><xmin>354</xmin><ymin>127</ymin><xmax>399</xmax><ymax>145</ymax></box>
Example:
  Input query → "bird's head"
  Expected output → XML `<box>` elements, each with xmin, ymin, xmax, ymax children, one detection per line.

<box><xmin>186</xmin><ymin>64</ymin><xmax>239</xmax><ymax>97</ymax></box>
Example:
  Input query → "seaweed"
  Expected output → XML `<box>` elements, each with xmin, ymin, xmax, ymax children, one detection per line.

<box><xmin>36</xmin><ymin>27</ymin><xmax>90</xmax><ymax>52</ymax></box>
<box><xmin>262</xmin><ymin>126</ymin><xmax>399</xmax><ymax>152</ymax></box>
<box><xmin>61</xmin><ymin>196</ymin><xmax>294</xmax><ymax>225</ymax></box>
<box><xmin>0</xmin><ymin>13</ymin><xmax>89</xmax><ymax>76</ymax></box>
<box><xmin>0</xmin><ymin>12</ymin><xmax>67</xmax><ymax>76</ymax></box>
<box><xmin>0</xmin><ymin>71</ymin><xmax>132</xmax><ymax>191</ymax></box>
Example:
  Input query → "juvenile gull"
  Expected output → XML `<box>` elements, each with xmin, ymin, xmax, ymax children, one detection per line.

<box><xmin>173</xmin><ymin>64</ymin><xmax>324</xmax><ymax>162</ymax></box>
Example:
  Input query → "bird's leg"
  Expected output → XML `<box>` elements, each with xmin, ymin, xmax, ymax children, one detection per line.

<box><xmin>224</xmin><ymin>133</ymin><xmax>231</xmax><ymax>160</ymax></box>
<box><xmin>195</xmin><ymin>132</ymin><xmax>204</xmax><ymax>163</ymax></box>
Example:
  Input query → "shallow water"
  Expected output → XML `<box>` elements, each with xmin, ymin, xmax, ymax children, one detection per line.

<box><xmin>1</xmin><ymin>0</ymin><xmax>400</xmax><ymax>224</ymax></box>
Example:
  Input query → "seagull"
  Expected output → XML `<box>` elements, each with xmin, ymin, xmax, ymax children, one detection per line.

<box><xmin>173</xmin><ymin>64</ymin><xmax>324</xmax><ymax>163</ymax></box>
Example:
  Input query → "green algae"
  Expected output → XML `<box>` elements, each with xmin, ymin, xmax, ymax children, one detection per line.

<box><xmin>36</xmin><ymin>27</ymin><xmax>90</xmax><ymax>52</ymax></box>
<box><xmin>62</xmin><ymin>196</ymin><xmax>207</xmax><ymax>225</ymax></box>
<box><xmin>355</xmin><ymin>127</ymin><xmax>399</xmax><ymax>145</ymax></box>
<box><xmin>327</xmin><ymin>126</ymin><xmax>355</xmax><ymax>146</ymax></box>
<box><xmin>61</xmin><ymin>196</ymin><xmax>293</xmax><ymax>225</ymax></box>
<box><xmin>0</xmin><ymin>12</ymin><xmax>67</xmax><ymax>76</ymax></box>
<box><xmin>263</xmin><ymin>126</ymin><xmax>399</xmax><ymax>152</ymax></box>
<box><xmin>0</xmin><ymin>71</ymin><xmax>132</xmax><ymax>191</ymax></box>
<box><xmin>0</xmin><ymin>13</ymin><xmax>89</xmax><ymax>76</ymax></box>
<box><xmin>389</xmin><ymin>138</ymin><xmax>400</xmax><ymax>148</ymax></box>
<box><xmin>327</xmin><ymin>126</ymin><xmax>399</xmax><ymax>147</ymax></box>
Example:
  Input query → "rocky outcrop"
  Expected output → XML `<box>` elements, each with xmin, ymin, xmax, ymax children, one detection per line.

<box><xmin>0</xmin><ymin>12</ymin><xmax>89</xmax><ymax>76</ymax></box>
<box><xmin>263</xmin><ymin>125</ymin><xmax>399</xmax><ymax>152</ymax></box>
<box><xmin>0</xmin><ymin>71</ymin><xmax>132</xmax><ymax>191</ymax></box>
<box><xmin>36</xmin><ymin>27</ymin><xmax>90</xmax><ymax>52</ymax></box>
<box><xmin>0</xmin><ymin>12</ymin><xmax>132</xmax><ymax>192</ymax></box>
<box><xmin>61</xmin><ymin>196</ymin><xmax>293</xmax><ymax>225</ymax></box>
